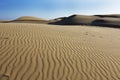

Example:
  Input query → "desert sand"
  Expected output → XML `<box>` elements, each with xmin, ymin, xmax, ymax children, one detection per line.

<box><xmin>0</xmin><ymin>23</ymin><xmax>120</xmax><ymax>80</ymax></box>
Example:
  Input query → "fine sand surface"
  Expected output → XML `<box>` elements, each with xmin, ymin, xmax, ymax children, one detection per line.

<box><xmin>0</xmin><ymin>23</ymin><xmax>120</xmax><ymax>80</ymax></box>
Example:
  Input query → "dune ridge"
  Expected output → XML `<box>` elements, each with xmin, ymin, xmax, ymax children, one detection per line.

<box><xmin>0</xmin><ymin>23</ymin><xmax>120</xmax><ymax>80</ymax></box>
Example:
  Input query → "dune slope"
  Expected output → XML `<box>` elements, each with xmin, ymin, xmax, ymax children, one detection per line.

<box><xmin>0</xmin><ymin>23</ymin><xmax>120</xmax><ymax>80</ymax></box>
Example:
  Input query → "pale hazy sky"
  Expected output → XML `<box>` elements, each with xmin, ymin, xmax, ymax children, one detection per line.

<box><xmin>0</xmin><ymin>0</ymin><xmax>120</xmax><ymax>20</ymax></box>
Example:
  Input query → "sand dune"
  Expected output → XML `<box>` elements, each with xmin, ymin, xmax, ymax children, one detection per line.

<box><xmin>16</xmin><ymin>16</ymin><xmax>45</xmax><ymax>20</ymax></box>
<box><xmin>49</xmin><ymin>15</ymin><xmax>99</xmax><ymax>25</ymax></box>
<box><xmin>0</xmin><ymin>23</ymin><xmax>120</xmax><ymax>80</ymax></box>
<box><xmin>7</xmin><ymin>16</ymin><xmax>49</xmax><ymax>24</ymax></box>
<box><xmin>50</xmin><ymin>14</ymin><xmax>120</xmax><ymax>28</ymax></box>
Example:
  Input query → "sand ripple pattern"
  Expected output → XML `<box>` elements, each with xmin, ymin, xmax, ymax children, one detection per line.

<box><xmin>0</xmin><ymin>23</ymin><xmax>120</xmax><ymax>80</ymax></box>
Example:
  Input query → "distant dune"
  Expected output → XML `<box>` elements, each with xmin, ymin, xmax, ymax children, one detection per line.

<box><xmin>50</xmin><ymin>15</ymin><xmax>99</xmax><ymax>25</ymax></box>
<box><xmin>6</xmin><ymin>16</ymin><xmax>49</xmax><ymax>24</ymax></box>
<box><xmin>16</xmin><ymin>16</ymin><xmax>45</xmax><ymax>20</ymax></box>
<box><xmin>50</xmin><ymin>14</ymin><xmax>120</xmax><ymax>28</ymax></box>
<box><xmin>0</xmin><ymin>23</ymin><xmax>120</xmax><ymax>80</ymax></box>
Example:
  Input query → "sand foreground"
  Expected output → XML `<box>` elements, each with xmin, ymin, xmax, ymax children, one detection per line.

<box><xmin>0</xmin><ymin>23</ymin><xmax>120</xmax><ymax>80</ymax></box>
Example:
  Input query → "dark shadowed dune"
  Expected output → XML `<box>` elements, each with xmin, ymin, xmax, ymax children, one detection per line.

<box><xmin>49</xmin><ymin>14</ymin><xmax>120</xmax><ymax>28</ymax></box>
<box><xmin>49</xmin><ymin>15</ymin><xmax>99</xmax><ymax>25</ymax></box>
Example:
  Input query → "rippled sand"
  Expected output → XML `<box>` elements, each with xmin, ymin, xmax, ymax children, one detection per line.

<box><xmin>0</xmin><ymin>23</ymin><xmax>120</xmax><ymax>80</ymax></box>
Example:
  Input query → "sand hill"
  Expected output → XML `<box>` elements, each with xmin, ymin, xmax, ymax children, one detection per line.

<box><xmin>50</xmin><ymin>14</ymin><xmax>120</xmax><ymax>28</ymax></box>
<box><xmin>49</xmin><ymin>15</ymin><xmax>99</xmax><ymax>25</ymax></box>
<box><xmin>16</xmin><ymin>16</ymin><xmax>45</xmax><ymax>21</ymax></box>
<box><xmin>0</xmin><ymin>23</ymin><xmax>120</xmax><ymax>80</ymax></box>
<box><xmin>8</xmin><ymin>16</ymin><xmax>49</xmax><ymax>24</ymax></box>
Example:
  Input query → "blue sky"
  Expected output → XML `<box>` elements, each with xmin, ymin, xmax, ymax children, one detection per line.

<box><xmin>0</xmin><ymin>0</ymin><xmax>120</xmax><ymax>20</ymax></box>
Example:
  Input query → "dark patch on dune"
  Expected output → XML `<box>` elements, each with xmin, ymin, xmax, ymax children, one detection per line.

<box><xmin>91</xmin><ymin>19</ymin><xmax>120</xmax><ymax>28</ymax></box>
<box><xmin>95</xmin><ymin>14</ymin><xmax>120</xmax><ymax>18</ymax></box>
<box><xmin>91</xmin><ymin>19</ymin><xmax>107</xmax><ymax>26</ymax></box>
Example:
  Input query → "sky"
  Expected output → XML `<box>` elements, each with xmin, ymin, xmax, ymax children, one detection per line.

<box><xmin>0</xmin><ymin>0</ymin><xmax>120</xmax><ymax>20</ymax></box>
